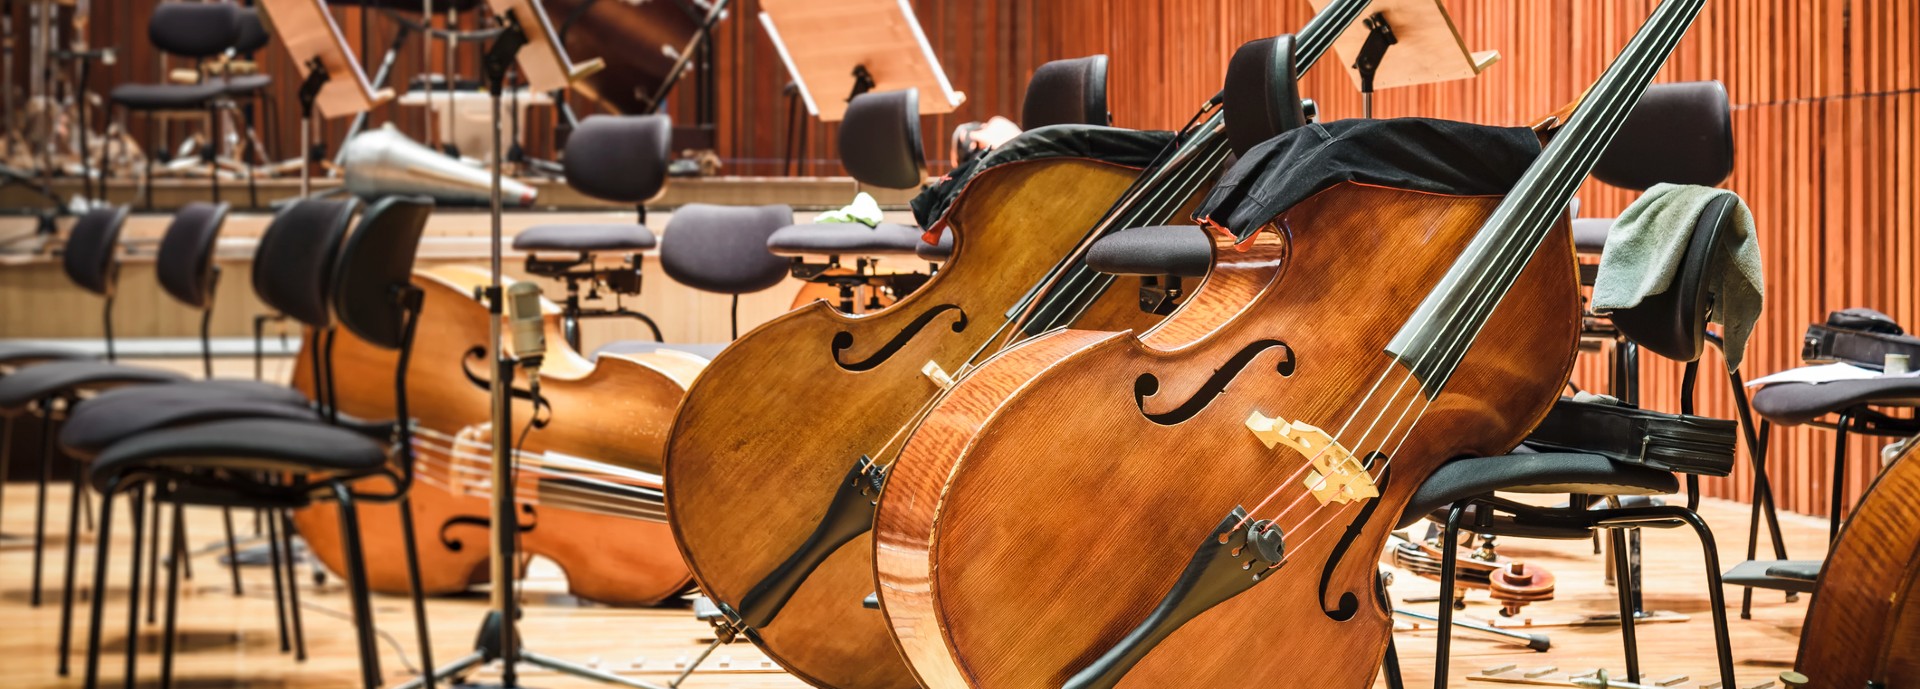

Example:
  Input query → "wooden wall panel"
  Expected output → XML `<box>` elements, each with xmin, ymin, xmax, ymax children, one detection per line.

<box><xmin>17</xmin><ymin>0</ymin><xmax>1918</xmax><ymax>517</ymax></box>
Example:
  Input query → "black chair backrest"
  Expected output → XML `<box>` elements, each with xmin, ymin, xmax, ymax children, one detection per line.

<box><xmin>564</xmin><ymin>114</ymin><xmax>672</xmax><ymax>205</ymax></box>
<box><xmin>149</xmin><ymin>2</ymin><xmax>241</xmax><ymax>59</ymax></box>
<box><xmin>232</xmin><ymin>6</ymin><xmax>270</xmax><ymax>55</ymax></box>
<box><xmin>838</xmin><ymin>89</ymin><xmax>924</xmax><ymax>190</ymax></box>
<box><xmin>1022</xmin><ymin>55</ymin><xmax>1110</xmax><ymax>129</ymax></box>
<box><xmin>156</xmin><ymin>202</ymin><xmax>231</xmax><ymax>310</ymax></box>
<box><xmin>660</xmin><ymin>204</ymin><xmax>793</xmax><ymax>295</ymax></box>
<box><xmin>1592</xmin><ymin>81</ymin><xmax>1734</xmax><ymax>191</ymax></box>
<box><xmin>252</xmin><ymin>199</ymin><xmax>361</xmax><ymax>328</ymax></box>
<box><xmin>62</xmin><ymin>205</ymin><xmax>131</xmax><ymax>297</ymax></box>
<box><xmin>1607</xmin><ymin>194</ymin><xmax>1738</xmax><ymax>363</ymax></box>
<box><xmin>1223</xmin><ymin>34</ymin><xmax>1308</xmax><ymax>158</ymax></box>
<box><xmin>332</xmin><ymin>196</ymin><xmax>434</xmax><ymax>350</ymax></box>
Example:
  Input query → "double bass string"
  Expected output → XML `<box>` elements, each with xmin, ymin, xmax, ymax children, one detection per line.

<box><xmin>409</xmin><ymin>428</ymin><xmax>671</xmax><ymax>523</ymax></box>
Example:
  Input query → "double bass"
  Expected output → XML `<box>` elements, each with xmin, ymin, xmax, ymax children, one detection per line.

<box><xmin>872</xmin><ymin>1</ymin><xmax>1706</xmax><ymax>687</ymax></box>
<box><xmin>291</xmin><ymin>266</ymin><xmax>698</xmax><ymax>606</ymax></box>
<box><xmin>661</xmin><ymin>3</ymin><xmax>1370</xmax><ymax>685</ymax></box>
<box><xmin>1792</xmin><ymin>436</ymin><xmax>1920</xmax><ymax>686</ymax></box>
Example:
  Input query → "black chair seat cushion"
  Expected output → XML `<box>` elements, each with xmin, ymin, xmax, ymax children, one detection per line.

<box><xmin>0</xmin><ymin>361</ymin><xmax>188</xmax><ymax>410</ymax></box>
<box><xmin>224</xmin><ymin>74</ymin><xmax>272</xmax><ymax>94</ymax></box>
<box><xmin>767</xmin><ymin>223</ymin><xmax>924</xmax><ymax>257</ymax></box>
<box><xmin>61</xmin><ymin>382</ymin><xmax>316</xmax><ymax>459</ymax></box>
<box><xmin>1722</xmin><ymin>559</ymin><xmax>1822</xmax><ymax>594</ymax></box>
<box><xmin>594</xmin><ymin>340</ymin><xmax>728</xmax><ymax>361</ymax></box>
<box><xmin>91</xmin><ymin>418</ymin><xmax>390</xmax><ymax>492</ymax></box>
<box><xmin>1396</xmin><ymin>451</ymin><xmax>1679</xmax><ymax>530</ymax></box>
<box><xmin>514</xmin><ymin>224</ymin><xmax>657</xmax><ymax>252</ymax></box>
<box><xmin>1750</xmin><ymin>377</ymin><xmax>1920</xmax><ymax>426</ymax></box>
<box><xmin>0</xmin><ymin>341</ymin><xmax>93</xmax><ymax>369</ymax></box>
<box><xmin>109</xmin><ymin>81</ymin><xmax>228</xmax><ymax>110</ymax></box>
<box><xmin>918</xmin><ymin>229</ymin><xmax>954</xmax><ymax>262</ymax></box>
<box><xmin>1572</xmin><ymin>217</ymin><xmax>1613</xmax><ymax>255</ymax></box>
<box><xmin>1086</xmin><ymin>225</ymin><xmax>1213</xmax><ymax>278</ymax></box>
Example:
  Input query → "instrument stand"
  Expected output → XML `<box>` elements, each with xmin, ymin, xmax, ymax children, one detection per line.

<box><xmin>297</xmin><ymin>59</ymin><xmax>330</xmax><ymax>198</ymax></box>
<box><xmin>397</xmin><ymin>19</ymin><xmax>684</xmax><ymax>689</ymax></box>
<box><xmin>1352</xmin><ymin>13</ymin><xmax>1397</xmax><ymax>118</ymax></box>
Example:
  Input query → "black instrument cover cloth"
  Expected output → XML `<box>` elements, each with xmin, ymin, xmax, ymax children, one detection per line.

<box><xmin>911</xmin><ymin>124</ymin><xmax>1176</xmax><ymax>229</ymax></box>
<box><xmin>1802</xmin><ymin>308</ymin><xmax>1920</xmax><ymax>370</ymax></box>
<box><xmin>1525</xmin><ymin>396</ymin><xmax>1738</xmax><ymax>477</ymax></box>
<box><xmin>1193</xmin><ymin>118</ymin><xmax>1543</xmax><ymax>242</ymax></box>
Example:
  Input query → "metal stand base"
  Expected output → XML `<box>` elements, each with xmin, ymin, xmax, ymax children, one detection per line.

<box><xmin>393</xmin><ymin>611</ymin><xmax>695</xmax><ymax>689</ymax></box>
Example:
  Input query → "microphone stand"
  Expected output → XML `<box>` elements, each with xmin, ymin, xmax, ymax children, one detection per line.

<box><xmin>395</xmin><ymin>12</ymin><xmax>682</xmax><ymax>689</ymax></box>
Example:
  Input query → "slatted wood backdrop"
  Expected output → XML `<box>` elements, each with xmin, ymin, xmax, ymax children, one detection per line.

<box><xmin>13</xmin><ymin>0</ymin><xmax>1919</xmax><ymax>519</ymax></box>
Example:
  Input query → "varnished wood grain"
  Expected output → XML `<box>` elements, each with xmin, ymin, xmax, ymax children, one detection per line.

<box><xmin>1793</xmin><ymin>440</ymin><xmax>1920</xmax><ymax>686</ymax></box>
<box><xmin>875</xmin><ymin>184</ymin><xmax>1582</xmax><ymax>688</ymax></box>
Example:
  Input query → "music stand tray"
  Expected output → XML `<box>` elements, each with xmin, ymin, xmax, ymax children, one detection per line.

<box><xmin>758</xmin><ymin>0</ymin><xmax>964</xmax><ymax>122</ymax></box>
<box><xmin>1314</xmin><ymin>0</ymin><xmax>1498</xmax><ymax>92</ymax></box>
<box><xmin>258</xmin><ymin>0</ymin><xmax>395</xmax><ymax>119</ymax></box>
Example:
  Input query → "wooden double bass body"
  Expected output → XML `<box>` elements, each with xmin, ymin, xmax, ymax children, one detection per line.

<box><xmin>664</xmin><ymin>155</ymin><xmax>1175</xmax><ymax>688</ymax></box>
<box><xmin>291</xmin><ymin>266</ymin><xmax>698</xmax><ymax>606</ymax></box>
<box><xmin>1794</xmin><ymin>438</ymin><xmax>1920</xmax><ymax>685</ymax></box>
<box><xmin>873</xmin><ymin>183</ymin><xmax>1583</xmax><ymax>688</ymax></box>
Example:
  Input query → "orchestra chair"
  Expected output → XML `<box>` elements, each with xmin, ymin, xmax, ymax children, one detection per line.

<box><xmin>920</xmin><ymin>54</ymin><xmax>1115</xmax><ymax>262</ymax></box>
<box><xmin>0</xmin><ymin>206</ymin><xmax>129</xmax><ymax>372</ymax></box>
<box><xmin>0</xmin><ymin>202</ymin><xmax>230</xmax><ymax>615</ymax></box>
<box><xmin>79</xmin><ymin>196</ymin><xmax>439</xmax><ymax>689</ymax></box>
<box><xmin>52</xmin><ymin>199</ymin><xmax>364</xmax><ymax>672</ymax></box>
<box><xmin>766</xmin><ymin>88</ymin><xmax>930</xmax><ymax>313</ymax></box>
<box><xmin>1725</xmin><ymin>315</ymin><xmax>1920</xmax><ymax>612</ymax></box>
<box><xmin>597</xmin><ymin>202</ymin><xmax>796</xmax><ymax>352</ymax></box>
<box><xmin>511</xmin><ymin>114</ymin><xmax>672</xmax><ymax>350</ymax></box>
<box><xmin>218</xmin><ymin>5</ymin><xmax>278</xmax><ymax>208</ymax></box>
<box><xmin>1079</xmin><ymin>193</ymin><xmax>1744</xmax><ymax>689</ymax></box>
<box><xmin>99</xmin><ymin>2</ymin><xmax>246</xmax><ymax>208</ymax></box>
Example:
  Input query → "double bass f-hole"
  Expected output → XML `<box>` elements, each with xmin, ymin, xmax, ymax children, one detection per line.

<box><xmin>1317</xmin><ymin>462</ymin><xmax>1389</xmax><ymax>621</ymax></box>
<box><xmin>1134</xmin><ymin>339</ymin><xmax>1295</xmax><ymax>425</ymax></box>
<box><xmin>462</xmin><ymin>345</ymin><xmax>554</xmax><ymax>427</ymax></box>
<box><xmin>831</xmin><ymin>304</ymin><xmax>969</xmax><ymax>372</ymax></box>
<box><xmin>437</xmin><ymin>502</ymin><xmax>539</xmax><ymax>553</ymax></box>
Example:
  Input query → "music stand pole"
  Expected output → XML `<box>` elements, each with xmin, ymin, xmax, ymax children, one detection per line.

<box><xmin>391</xmin><ymin>16</ymin><xmax>682</xmax><ymax>689</ymax></box>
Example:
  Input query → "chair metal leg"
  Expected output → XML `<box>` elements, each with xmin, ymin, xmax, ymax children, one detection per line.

<box><xmin>159</xmin><ymin>503</ymin><xmax>185</xmax><ymax>689</ymax></box>
<box><xmin>123</xmin><ymin>487</ymin><xmax>148</xmax><ymax>689</ymax></box>
<box><xmin>332</xmin><ymin>483</ymin><xmax>383</xmax><ymax>688</ymax></box>
<box><xmin>1828</xmin><ymin>412</ymin><xmax>1852</xmax><ymax>543</ymax></box>
<box><xmin>267</xmin><ymin>507</ymin><xmax>290</xmax><ymax>654</ymax></box>
<box><xmin>32</xmin><ymin>398</ymin><xmax>54</xmax><ymax>607</ymax></box>
<box><xmin>222</xmin><ymin>507</ymin><xmax>243</xmax><ymax>596</ymax></box>
<box><xmin>0</xmin><ymin>416</ymin><xmax>12</xmax><ymax>528</ymax></box>
<box><xmin>80</xmin><ymin>477</ymin><xmax>121</xmax><ymax>689</ymax></box>
<box><xmin>397</xmin><ymin>496</ymin><xmax>436</xmax><ymax>687</ymax></box>
<box><xmin>145</xmin><ymin>494</ymin><xmax>162</xmax><ymax>624</ymax></box>
<box><xmin>1608</xmin><ymin>527</ymin><xmax>1641</xmax><ymax>682</ymax></box>
<box><xmin>1433</xmin><ymin>504</ymin><xmax>1466</xmax><ymax>689</ymax></box>
<box><xmin>280</xmin><ymin>510</ymin><xmax>307</xmax><ymax>661</ymax></box>
<box><xmin>1674</xmin><ymin>509</ymin><xmax>1739</xmax><ymax>689</ymax></box>
<box><xmin>58</xmin><ymin>448</ymin><xmax>87</xmax><ymax>675</ymax></box>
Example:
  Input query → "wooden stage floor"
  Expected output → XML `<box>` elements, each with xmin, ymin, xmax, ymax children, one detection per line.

<box><xmin>0</xmin><ymin>363</ymin><xmax>1825</xmax><ymax>688</ymax></box>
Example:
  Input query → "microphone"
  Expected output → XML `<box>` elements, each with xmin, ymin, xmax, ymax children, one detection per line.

<box><xmin>506</xmin><ymin>281</ymin><xmax>546</xmax><ymax>370</ymax></box>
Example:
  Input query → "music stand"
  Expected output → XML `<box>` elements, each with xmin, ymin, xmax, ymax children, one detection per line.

<box><xmin>258</xmin><ymin>0</ymin><xmax>393</xmax><ymax>196</ymax></box>
<box><xmin>758</xmin><ymin>0</ymin><xmax>964</xmax><ymax>122</ymax></box>
<box><xmin>1311</xmin><ymin>0</ymin><xmax>1497</xmax><ymax>117</ymax></box>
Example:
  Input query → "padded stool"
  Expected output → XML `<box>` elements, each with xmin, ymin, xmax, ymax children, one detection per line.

<box><xmin>514</xmin><ymin>115</ymin><xmax>671</xmax><ymax>347</ymax></box>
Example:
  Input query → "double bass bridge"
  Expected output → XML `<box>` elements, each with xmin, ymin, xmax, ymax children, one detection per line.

<box><xmin>1245</xmin><ymin>412</ymin><xmax>1379</xmax><ymax>505</ymax></box>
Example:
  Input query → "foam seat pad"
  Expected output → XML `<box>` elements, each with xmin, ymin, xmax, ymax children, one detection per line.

<box><xmin>223</xmin><ymin>74</ymin><xmax>272</xmax><ymax>94</ymax></box>
<box><xmin>1396</xmin><ymin>451</ymin><xmax>1678</xmax><ymax>530</ymax></box>
<box><xmin>109</xmin><ymin>81</ymin><xmax>228</xmax><ymax>110</ymax></box>
<box><xmin>594</xmin><ymin>340</ymin><xmax>727</xmax><ymax>361</ymax></box>
<box><xmin>918</xmin><ymin>229</ymin><xmax>954</xmax><ymax>262</ymax></box>
<box><xmin>1722</xmin><ymin>559</ymin><xmax>1822</xmax><ymax>594</ymax></box>
<box><xmin>513</xmin><ymin>224</ymin><xmax>657</xmax><ymax>252</ymax></box>
<box><xmin>766</xmin><ymin>223</ymin><xmax>924</xmax><ymax>256</ymax></box>
<box><xmin>91</xmin><ymin>418</ymin><xmax>390</xmax><ymax>492</ymax></box>
<box><xmin>62</xmin><ymin>384</ymin><xmax>318</xmax><ymax>460</ymax></box>
<box><xmin>1751</xmin><ymin>377</ymin><xmax>1920</xmax><ymax>426</ymax></box>
<box><xmin>0</xmin><ymin>361</ymin><xmax>188</xmax><ymax>410</ymax></box>
<box><xmin>1086</xmin><ymin>225</ymin><xmax>1213</xmax><ymax>278</ymax></box>
<box><xmin>1572</xmin><ymin>217</ymin><xmax>1613</xmax><ymax>255</ymax></box>
<box><xmin>0</xmin><ymin>341</ymin><xmax>93</xmax><ymax>368</ymax></box>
